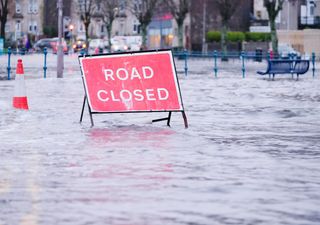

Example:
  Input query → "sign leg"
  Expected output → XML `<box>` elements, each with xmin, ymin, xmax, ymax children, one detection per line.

<box><xmin>152</xmin><ymin>112</ymin><xmax>172</xmax><ymax>126</ymax></box>
<box><xmin>87</xmin><ymin>102</ymin><xmax>94</xmax><ymax>127</ymax></box>
<box><xmin>182</xmin><ymin>111</ymin><xmax>188</xmax><ymax>128</ymax></box>
<box><xmin>167</xmin><ymin>112</ymin><xmax>172</xmax><ymax>127</ymax></box>
<box><xmin>80</xmin><ymin>95</ymin><xmax>86</xmax><ymax>123</ymax></box>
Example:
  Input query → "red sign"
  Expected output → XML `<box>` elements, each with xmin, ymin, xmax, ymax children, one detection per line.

<box><xmin>79</xmin><ymin>50</ymin><xmax>184</xmax><ymax>113</ymax></box>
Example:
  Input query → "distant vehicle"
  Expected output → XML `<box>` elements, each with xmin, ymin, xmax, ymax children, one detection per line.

<box><xmin>278</xmin><ymin>43</ymin><xmax>301</xmax><ymax>58</ymax></box>
<box><xmin>128</xmin><ymin>42</ymin><xmax>141</xmax><ymax>51</ymax></box>
<box><xmin>50</xmin><ymin>38</ymin><xmax>69</xmax><ymax>54</ymax></box>
<box><xmin>33</xmin><ymin>38</ymin><xmax>53</xmax><ymax>52</ymax></box>
<box><xmin>88</xmin><ymin>39</ymin><xmax>104</xmax><ymax>54</ymax></box>
<box><xmin>72</xmin><ymin>39</ymin><xmax>86</xmax><ymax>52</ymax></box>
<box><xmin>111</xmin><ymin>38</ymin><xmax>128</xmax><ymax>52</ymax></box>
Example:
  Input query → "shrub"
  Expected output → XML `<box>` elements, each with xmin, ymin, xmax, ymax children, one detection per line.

<box><xmin>206</xmin><ymin>31</ymin><xmax>221</xmax><ymax>42</ymax></box>
<box><xmin>227</xmin><ymin>32</ymin><xmax>245</xmax><ymax>42</ymax></box>
<box><xmin>207</xmin><ymin>31</ymin><xmax>271</xmax><ymax>42</ymax></box>
<box><xmin>245</xmin><ymin>32</ymin><xmax>271</xmax><ymax>42</ymax></box>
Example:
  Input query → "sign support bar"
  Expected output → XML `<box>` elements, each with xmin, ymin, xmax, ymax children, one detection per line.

<box><xmin>80</xmin><ymin>95</ymin><xmax>94</xmax><ymax>127</ymax></box>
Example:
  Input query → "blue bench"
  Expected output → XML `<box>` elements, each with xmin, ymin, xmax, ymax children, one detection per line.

<box><xmin>257</xmin><ymin>59</ymin><xmax>310</xmax><ymax>80</ymax></box>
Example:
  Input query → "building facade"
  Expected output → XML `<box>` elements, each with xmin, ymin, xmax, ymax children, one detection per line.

<box><xmin>251</xmin><ymin>0</ymin><xmax>320</xmax><ymax>31</ymax></box>
<box><xmin>5</xmin><ymin>0</ymin><xmax>318</xmax><ymax>50</ymax></box>
<box><xmin>5</xmin><ymin>0</ymin><xmax>190</xmax><ymax>50</ymax></box>
<box><xmin>6</xmin><ymin>0</ymin><xmax>44</xmax><ymax>46</ymax></box>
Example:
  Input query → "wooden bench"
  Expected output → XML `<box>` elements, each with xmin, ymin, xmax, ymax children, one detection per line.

<box><xmin>257</xmin><ymin>59</ymin><xmax>310</xmax><ymax>80</ymax></box>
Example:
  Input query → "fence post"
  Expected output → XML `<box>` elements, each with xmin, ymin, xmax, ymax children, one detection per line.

<box><xmin>43</xmin><ymin>47</ymin><xmax>48</xmax><ymax>79</ymax></box>
<box><xmin>80</xmin><ymin>48</ymin><xmax>85</xmax><ymax>56</ymax></box>
<box><xmin>184</xmin><ymin>50</ymin><xmax>188</xmax><ymax>76</ymax></box>
<box><xmin>312</xmin><ymin>52</ymin><xmax>315</xmax><ymax>78</ymax></box>
<box><xmin>214</xmin><ymin>50</ymin><xmax>218</xmax><ymax>78</ymax></box>
<box><xmin>7</xmin><ymin>47</ymin><xmax>12</xmax><ymax>80</ymax></box>
<box><xmin>241</xmin><ymin>51</ymin><xmax>246</xmax><ymax>78</ymax></box>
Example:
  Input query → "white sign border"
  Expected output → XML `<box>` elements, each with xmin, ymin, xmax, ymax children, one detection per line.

<box><xmin>79</xmin><ymin>50</ymin><xmax>184</xmax><ymax>113</ymax></box>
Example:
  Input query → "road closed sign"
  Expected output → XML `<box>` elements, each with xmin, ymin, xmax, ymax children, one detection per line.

<box><xmin>79</xmin><ymin>50</ymin><xmax>184</xmax><ymax>113</ymax></box>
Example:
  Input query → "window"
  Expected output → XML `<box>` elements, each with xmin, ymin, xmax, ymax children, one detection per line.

<box><xmin>16</xmin><ymin>0</ymin><xmax>21</xmax><ymax>13</ymax></box>
<box><xmin>133</xmin><ymin>21</ymin><xmax>140</xmax><ymax>34</ymax></box>
<box><xmin>134</xmin><ymin>0</ymin><xmax>142</xmax><ymax>11</ymax></box>
<box><xmin>310</xmin><ymin>5</ymin><xmax>315</xmax><ymax>16</ymax></box>
<box><xmin>33</xmin><ymin>0</ymin><xmax>38</xmax><ymax>13</ymax></box>
<box><xmin>100</xmin><ymin>24</ymin><xmax>105</xmax><ymax>33</ymax></box>
<box><xmin>28</xmin><ymin>21</ymin><xmax>37</xmax><ymax>33</ymax></box>
<box><xmin>16</xmin><ymin>20</ymin><xmax>21</xmax><ymax>32</ymax></box>
<box><xmin>28</xmin><ymin>0</ymin><xmax>38</xmax><ymax>13</ymax></box>
<box><xmin>5</xmin><ymin>24</ymin><xmax>10</xmax><ymax>33</ymax></box>
<box><xmin>78</xmin><ymin>0</ymin><xmax>86</xmax><ymax>13</ymax></box>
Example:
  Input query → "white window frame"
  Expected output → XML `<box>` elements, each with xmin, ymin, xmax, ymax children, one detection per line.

<box><xmin>15</xmin><ymin>20</ymin><xmax>21</xmax><ymax>32</ymax></box>
<box><xmin>28</xmin><ymin>0</ymin><xmax>38</xmax><ymax>14</ymax></box>
<box><xmin>16</xmin><ymin>0</ymin><xmax>22</xmax><ymax>14</ymax></box>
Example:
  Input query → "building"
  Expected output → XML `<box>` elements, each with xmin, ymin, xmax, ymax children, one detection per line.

<box><xmin>6</xmin><ymin>0</ymin><xmax>44</xmax><ymax>46</ymax></box>
<box><xmin>250</xmin><ymin>0</ymin><xmax>320</xmax><ymax>31</ymax></box>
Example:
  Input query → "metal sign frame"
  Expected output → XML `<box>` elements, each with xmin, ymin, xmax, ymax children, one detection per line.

<box><xmin>78</xmin><ymin>49</ymin><xmax>188</xmax><ymax>128</ymax></box>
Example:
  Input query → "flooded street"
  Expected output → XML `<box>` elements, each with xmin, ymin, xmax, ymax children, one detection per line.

<box><xmin>0</xmin><ymin>54</ymin><xmax>320</xmax><ymax>224</ymax></box>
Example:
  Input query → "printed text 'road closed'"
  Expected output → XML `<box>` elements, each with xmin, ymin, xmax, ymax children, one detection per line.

<box><xmin>80</xmin><ymin>51</ymin><xmax>183</xmax><ymax>112</ymax></box>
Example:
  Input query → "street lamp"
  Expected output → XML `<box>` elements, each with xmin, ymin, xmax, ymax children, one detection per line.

<box><xmin>69</xmin><ymin>24</ymin><xmax>74</xmax><ymax>53</ymax></box>
<box><xmin>57</xmin><ymin>0</ymin><xmax>63</xmax><ymax>78</ymax></box>
<box><xmin>69</xmin><ymin>24</ymin><xmax>74</xmax><ymax>40</ymax></box>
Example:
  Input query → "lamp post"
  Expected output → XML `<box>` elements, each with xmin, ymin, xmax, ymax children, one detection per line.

<box><xmin>202</xmin><ymin>0</ymin><xmax>207</xmax><ymax>53</ymax></box>
<box><xmin>57</xmin><ymin>0</ymin><xmax>63</xmax><ymax>78</ymax></box>
<box><xmin>69</xmin><ymin>24</ymin><xmax>74</xmax><ymax>53</ymax></box>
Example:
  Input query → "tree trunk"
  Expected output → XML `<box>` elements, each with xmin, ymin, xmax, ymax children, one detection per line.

<box><xmin>107</xmin><ymin>25</ymin><xmax>112</xmax><ymax>51</ymax></box>
<box><xmin>270</xmin><ymin>19</ymin><xmax>278</xmax><ymax>56</ymax></box>
<box><xmin>177</xmin><ymin>22</ymin><xmax>183</xmax><ymax>50</ymax></box>
<box><xmin>84</xmin><ymin>21</ymin><xmax>90</xmax><ymax>49</ymax></box>
<box><xmin>221</xmin><ymin>23</ymin><xmax>228</xmax><ymax>61</ymax></box>
<box><xmin>141</xmin><ymin>24</ymin><xmax>148</xmax><ymax>50</ymax></box>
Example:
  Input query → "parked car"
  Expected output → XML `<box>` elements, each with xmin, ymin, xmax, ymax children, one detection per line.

<box><xmin>72</xmin><ymin>39</ymin><xmax>87</xmax><ymax>52</ymax></box>
<box><xmin>111</xmin><ymin>38</ymin><xmax>128</xmax><ymax>52</ymax></box>
<box><xmin>278</xmin><ymin>43</ymin><xmax>301</xmax><ymax>59</ymax></box>
<box><xmin>88</xmin><ymin>39</ymin><xmax>104</xmax><ymax>54</ymax></box>
<box><xmin>33</xmin><ymin>38</ymin><xmax>54</xmax><ymax>52</ymax></box>
<box><xmin>50</xmin><ymin>38</ymin><xmax>69</xmax><ymax>54</ymax></box>
<box><xmin>128</xmin><ymin>42</ymin><xmax>141</xmax><ymax>51</ymax></box>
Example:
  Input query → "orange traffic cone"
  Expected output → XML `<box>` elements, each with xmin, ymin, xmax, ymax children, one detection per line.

<box><xmin>12</xmin><ymin>59</ymin><xmax>29</xmax><ymax>110</ymax></box>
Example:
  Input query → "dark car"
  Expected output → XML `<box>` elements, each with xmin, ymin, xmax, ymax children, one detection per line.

<box><xmin>33</xmin><ymin>38</ymin><xmax>53</xmax><ymax>52</ymax></box>
<box><xmin>72</xmin><ymin>39</ymin><xmax>86</xmax><ymax>52</ymax></box>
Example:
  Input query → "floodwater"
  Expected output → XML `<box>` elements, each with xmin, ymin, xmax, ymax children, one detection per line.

<box><xmin>0</xmin><ymin>54</ymin><xmax>320</xmax><ymax>225</ymax></box>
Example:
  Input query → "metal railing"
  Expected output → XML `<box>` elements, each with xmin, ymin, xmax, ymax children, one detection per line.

<box><xmin>172</xmin><ymin>50</ymin><xmax>318</xmax><ymax>78</ymax></box>
<box><xmin>2</xmin><ymin>48</ymin><xmax>318</xmax><ymax>80</ymax></box>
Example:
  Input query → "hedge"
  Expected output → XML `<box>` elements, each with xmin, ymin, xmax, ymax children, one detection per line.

<box><xmin>206</xmin><ymin>31</ymin><xmax>221</xmax><ymax>42</ymax></box>
<box><xmin>207</xmin><ymin>31</ymin><xmax>271</xmax><ymax>42</ymax></box>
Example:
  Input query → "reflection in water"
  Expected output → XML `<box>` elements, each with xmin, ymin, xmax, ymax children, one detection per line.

<box><xmin>88</xmin><ymin>126</ymin><xmax>175</xmax><ymax>148</ymax></box>
<box><xmin>87</xmin><ymin>126</ymin><xmax>174</xmax><ymax>183</ymax></box>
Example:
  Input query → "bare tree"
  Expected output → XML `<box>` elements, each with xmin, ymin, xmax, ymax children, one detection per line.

<box><xmin>264</xmin><ymin>0</ymin><xmax>284</xmax><ymax>56</ymax></box>
<box><xmin>77</xmin><ymin>0</ymin><xmax>96</xmax><ymax>47</ymax></box>
<box><xmin>0</xmin><ymin>0</ymin><xmax>9</xmax><ymax>43</ymax></box>
<box><xmin>165</xmin><ymin>0</ymin><xmax>190</xmax><ymax>50</ymax></box>
<box><xmin>129</xmin><ymin>0</ymin><xmax>159</xmax><ymax>49</ymax></box>
<box><xmin>98</xmin><ymin>0</ymin><xmax>120</xmax><ymax>49</ymax></box>
<box><xmin>215</xmin><ymin>0</ymin><xmax>243</xmax><ymax>60</ymax></box>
